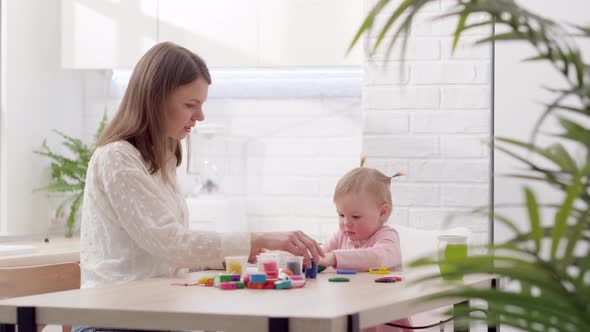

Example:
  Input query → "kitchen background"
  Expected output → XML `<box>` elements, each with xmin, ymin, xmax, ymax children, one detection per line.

<box><xmin>1</xmin><ymin>0</ymin><xmax>492</xmax><ymax>249</ymax></box>
<box><xmin>4</xmin><ymin>2</ymin><xmax>588</xmax><ymax>332</ymax></box>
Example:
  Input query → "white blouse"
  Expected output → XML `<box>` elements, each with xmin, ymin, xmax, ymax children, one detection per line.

<box><xmin>80</xmin><ymin>140</ymin><xmax>250</xmax><ymax>288</ymax></box>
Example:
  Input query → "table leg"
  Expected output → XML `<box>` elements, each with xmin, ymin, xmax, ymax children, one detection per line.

<box><xmin>488</xmin><ymin>278</ymin><xmax>499</xmax><ymax>332</ymax></box>
<box><xmin>17</xmin><ymin>307</ymin><xmax>36</xmax><ymax>332</ymax></box>
<box><xmin>269</xmin><ymin>317</ymin><xmax>289</xmax><ymax>332</ymax></box>
<box><xmin>0</xmin><ymin>324</ymin><xmax>15</xmax><ymax>332</ymax></box>
<box><xmin>347</xmin><ymin>313</ymin><xmax>359</xmax><ymax>332</ymax></box>
<box><xmin>454</xmin><ymin>301</ymin><xmax>469</xmax><ymax>332</ymax></box>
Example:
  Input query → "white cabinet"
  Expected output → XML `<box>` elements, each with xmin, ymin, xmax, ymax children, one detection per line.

<box><xmin>61</xmin><ymin>0</ymin><xmax>362</xmax><ymax>68</ymax></box>
<box><xmin>61</xmin><ymin>0</ymin><xmax>158</xmax><ymax>69</ymax></box>
<box><xmin>158</xmin><ymin>0</ymin><xmax>363</xmax><ymax>67</ymax></box>
<box><xmin>258</xmin><ymin>0</ymin><xmax>363</xmax><ymax>67</ymax></box>
<box><xmin>158</xmin><ymin>0</ymin><xmax>259</xmax><ymax>67</ymax></box>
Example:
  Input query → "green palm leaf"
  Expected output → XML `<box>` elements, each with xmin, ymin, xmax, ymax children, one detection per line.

<box><xmin>351</xmin><ymin>1</ymin><xmax>590</xmax><ymax>331</ymax></box>
<box><xmin>497</xmin><ymin>137</ymin><xmax>578</xmax><ymax>173</ymax></box>
<box><xmin>524</xmin><ymin>188</ymin><xmax>542</xmax><ymax>252</ymax></box>
<box><xmin>551</xmin><ymin>168</ymin><xmax>585</xmax><ymax>260</ymax></box>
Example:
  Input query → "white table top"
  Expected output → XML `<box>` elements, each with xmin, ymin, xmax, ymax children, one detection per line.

<box><xmin>0</xmin><ymin>267</ymin><xmax>494</xmax><ymax>331</ymax></box>
<box><xmin>0</xmin><ymin>237</ymin><xmax>79</xmax><ymax>268</ymax></box>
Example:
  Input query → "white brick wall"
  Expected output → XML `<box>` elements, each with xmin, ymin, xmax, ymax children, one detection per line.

<box><xmin>83</xmin><ymin>70</ymin><xmax>363</xmax><ymax>244</ymax></box>
<box><xmin>411</xmin><ymin>111</ymin><xmax>489</xmax><ymax>133</ymax></box>
<box><xmin>362</xmin><ymin>0</ymin><xmax>491</xmax><ymax>246</ymax></box>
<box><xmin>365</xmin><ymin>86</ymin><xmax>440</xmax><ymax>109</ymax></box>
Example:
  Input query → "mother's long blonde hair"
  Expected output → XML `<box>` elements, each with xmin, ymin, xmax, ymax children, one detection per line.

<box><xmin>98</xmin><ymin>42</ymin><xmax>211</xmax><ymax>182</ymax></box>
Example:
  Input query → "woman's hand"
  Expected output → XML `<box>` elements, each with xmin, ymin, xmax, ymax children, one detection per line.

<box><xmin>251</xmin><ymin>231</ymin><xmax>324</xmax><ymax>269</ymax></box>
<box><xmin>318</xmin><ymin>252</ymin><xmax>336</xmax><ymax>268</ymax></box>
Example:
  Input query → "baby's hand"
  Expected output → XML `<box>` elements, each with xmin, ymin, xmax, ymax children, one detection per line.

<box><xmin>319</xmin><ymin>252</ymin><xmax>336</xmax><ymax>268</ymax></box>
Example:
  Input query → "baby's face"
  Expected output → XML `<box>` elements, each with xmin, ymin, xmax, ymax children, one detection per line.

<box><xmin>334</xmin><ymin>192</ymin><xmax>385</xmax><ymax>241</ymax></box>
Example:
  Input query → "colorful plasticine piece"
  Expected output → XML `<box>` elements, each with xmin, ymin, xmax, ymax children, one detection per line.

<box><xmin>285</xmin><ymin>261</ymin><xmax>302</xmax><ymax>276</ymax></box>
<box><xmin>374</xmin><ymin>275</ymin><xmax>402</xmax><ymax>283</ymax></box>
<box><xmin>387</xmin><ymin>276</ymin><xmax>402</xmax><ymax>282</ymax></box>
<box><xmin>208</xmin><ymin>269</ymin><xmax>310</xmax><ymax>290</ymax></box>
<box><xmin>197</xmin><ymin>277</ymin><xmax>215</xmax><ymax>286</ymax></box>
<box><xmin>226</xmin><ymin>261</ymin><xmax>243</xmax><ymax>275</ymax></box>
<box><xmin>317</xmin><ymin>265</ymin><xmax>327</xmax><ymax>273</ymax></box>
<box><xmin>305</xmin><ymin>259</ymin><xmax>318</xmax><ymax>278</ymax></box>
<box><xmin>220</xmin><ymin>282</ymin><xmax>238</xmax><ymax>290</ymax></box>
<box><xmin>336</xmin><ymin>269</ymin><xmax>357</xmax><ymax>275</ymax></box>
<box><xmin>197</xmin><ymin>276</ymin><xmax>213</xmax><ymax>284</ymax></box>
<box><xmin>250</xmin><ymin>273</ymin><xmax>268</xmax><ymax>283</ymax></box>
<box><xmin>262</xmin><ymin>261</ymin><xmax>279</xmax><ymax>274</ymax></box>
<box><xmin>265</xmin><ymin>278</ymin><xmax>278</xmax><ymax>289</ymax></box>
<box><xmin>214</xmin><ymin>275</ymin><xmax>221</xmax><ymax>287</ymax></box>
<box><xmin>274</xmin><ymin>280</ymin><xmax>292</xmax><ymax>289</ymax></box>
<box><xmin>246</xmin><ymin>282</ymin><xmax>265</xmax><ymax>289</ymax></box>
<box><xmin>368</xmin><ymin>267</ymin><xmax>391</xmax><ymax>274</ymax></box>
<box><xmin>196</xmin><ymin>276</ymin><xmax>214</xmax><ymax>287</ymax></box>
<box><xmin>281</xmin><ymin>268</ymin><xmax>294</xmax><ymax>276</ymax></box>
<box><xmin>219</xmin><ymin>275</ymin><xmax>233</xmax><ymax>282</ymax></box>
<box><xmin>328</xmin><ymin>277</ymin><xmax>350</xmax><ymax>282</ymax></box>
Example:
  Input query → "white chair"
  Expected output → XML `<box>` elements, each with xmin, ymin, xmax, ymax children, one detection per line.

<box><xmin>395</xmin><ymin>225</ymin><xmax>456</xmax><ymax>332</ymax></box>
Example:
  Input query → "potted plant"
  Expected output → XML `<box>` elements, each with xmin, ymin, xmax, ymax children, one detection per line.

<box><xmin>35</xmin><ymin>113</ymin><xmax>108</xmax><ymax>238</ymax></box>
<box><xmin>351</xmin><ymin>1</ymin><xmax>589</xmax><ymax>331</ymax></box>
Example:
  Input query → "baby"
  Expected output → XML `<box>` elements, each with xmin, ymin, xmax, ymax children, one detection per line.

<box><xmin>319</xmin><ymin>161</ymin><xmax>412</xmax><ymax>332</ymax></box>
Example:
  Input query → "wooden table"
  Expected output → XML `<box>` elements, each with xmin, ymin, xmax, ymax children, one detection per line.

<box><xmin>0</xmin><ymin>237</ymin><xmax>79</xmax><ymax>268</ymax></box>
<box><xmin>0</xmin><ymin>268</ymin><xmax>496</xmax><ymax>332</ymax></box>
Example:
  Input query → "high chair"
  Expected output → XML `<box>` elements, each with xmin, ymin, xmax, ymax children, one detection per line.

<box><xmin>0</xmin><ymin>262</ymin><xmax>81</xmax><ymax>332</ymax></box>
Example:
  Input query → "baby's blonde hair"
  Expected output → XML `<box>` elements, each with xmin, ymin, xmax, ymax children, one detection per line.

<box><xmin>333</xmin><ymin>156</ymin><xmax>403</xmax><ymax>207</ymax></box>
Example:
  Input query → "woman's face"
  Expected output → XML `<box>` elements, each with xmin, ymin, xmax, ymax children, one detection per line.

<box><xmin>164</xmin><ymin>77</ymin><xmax>209</xmax><ymax>140</ymax></box>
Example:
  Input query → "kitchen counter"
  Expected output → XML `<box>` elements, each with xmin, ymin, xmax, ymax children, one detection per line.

<box><xmin>0</xmin><ymin>237</ymin><xmax>79</xmax><ymax>268</ymax></box>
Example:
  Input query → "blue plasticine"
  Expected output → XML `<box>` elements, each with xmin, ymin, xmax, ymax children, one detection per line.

<box><xmin>249</xmin><ymin>273</ymin><xmax>267</xmax><ymax>283</ymax></box>
<box><xmin>305</xmin><ymin>259</ymin><xmax>318</xmax><ymax>278</ymax></box>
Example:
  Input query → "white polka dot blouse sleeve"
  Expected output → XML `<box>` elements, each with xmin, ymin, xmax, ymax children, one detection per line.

<box><xmin>80</xmin><ymin>140</ymin><xmax>250</xmax><ymax>288</ymax></box>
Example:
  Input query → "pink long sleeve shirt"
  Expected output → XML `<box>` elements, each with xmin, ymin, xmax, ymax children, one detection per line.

<box><xmin>321</xmin><ymin>225</ymin><xmax>403</xmax><ymax>271</ymax></box>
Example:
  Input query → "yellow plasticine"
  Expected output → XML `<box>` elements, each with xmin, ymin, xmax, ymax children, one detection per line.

<box><xmin>197</xmin><ymin>277</ymin><xmax>214</xmax><ymax>284</ymax></box>
<box><xmin>368</xmin><ymin>267</ymin><xmax>391</xmax><ymax>274</ymax></box>
<box><xmin>227</xmin><ymin>261</ymin><xmax>243</xmax><ymax>275</ymax></box>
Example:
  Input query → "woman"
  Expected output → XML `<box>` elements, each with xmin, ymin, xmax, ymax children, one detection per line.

<box><xmin>79</xmin><ymin>41</ymin><xmax>324</xmax><ymax>293</ymax></box>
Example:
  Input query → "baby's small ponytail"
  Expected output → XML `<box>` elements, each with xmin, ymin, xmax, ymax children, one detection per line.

<box><xmin>360</xmin><ymin>155</ymin><xmax>367</xmax><ymax>167</ymax></box>
<box><xmin>360</xmin><ymin>155</ymin><xmax>403</xmax><ymax>181</ymax></box>
<box><xmin>390</xmin><ymin>171</ymin><xmax>403</xmax><ymax>180</ymax></box>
